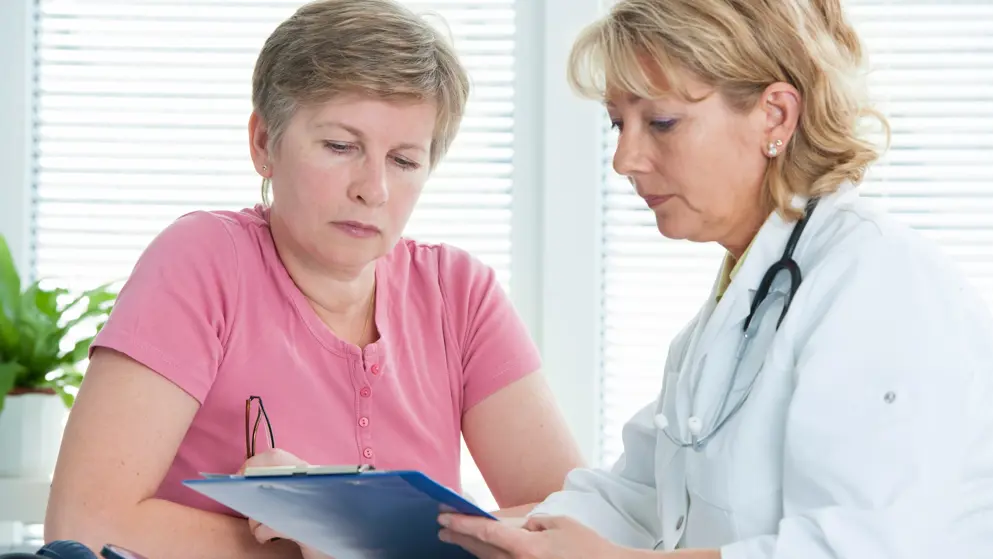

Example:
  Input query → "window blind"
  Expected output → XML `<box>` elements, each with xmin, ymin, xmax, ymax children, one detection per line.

<box><xmin>598</xmin><ymin>0</ymin><xmax>993</xmax><ymax>466</ymax></box>
<box><xmin>31</xmin><ymin>0</ymin><xmax>515</xmax><ymax>291</ymax></box>
<box><xmin>31</xmin><ymin>0</ymin><xmax>515</xmax><ymax>509</ymax></box>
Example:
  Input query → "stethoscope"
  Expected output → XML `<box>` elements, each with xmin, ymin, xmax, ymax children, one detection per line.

<box><xmin>655</xmin><ymin>198</ymin><xmax>821</xmax><ymax>452</ymax></box>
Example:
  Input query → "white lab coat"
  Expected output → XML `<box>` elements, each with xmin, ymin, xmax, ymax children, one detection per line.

<box><xmin>531</xmin><ymin>186</ymin><xmax>993</xmax><ymax>558</ymax></box>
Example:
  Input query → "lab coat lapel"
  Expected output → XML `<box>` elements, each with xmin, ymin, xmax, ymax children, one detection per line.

<box><xmin>673</xmin><ymin>274</ymin><xmax>721</xmax><ymax>437</ymax></box>
<box><xmin>682</xmin><ymin>206</ymin><xmax>803</xmax><ymax>426</ymax></box>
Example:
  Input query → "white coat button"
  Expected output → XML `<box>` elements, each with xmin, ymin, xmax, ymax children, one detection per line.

<box><xmin>676</xmin><ymin>515</ymin><xmax>684</xmax><ymax>530</ymax></box>
<box><xmin>653</xmin><ymin>413</ymin><xmax>669</xmax><ymax>431</ymax></box>
<box><xmin>884</xmin><ymin>391</ymin><xmax>896</xmax><ymax>404</ymax></box>
<box><xmin>687</xmin><ymin>416</ymin><xmax>703</xmax><ymax>436</ymax></box>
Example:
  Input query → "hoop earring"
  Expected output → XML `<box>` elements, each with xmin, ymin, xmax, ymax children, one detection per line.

<box><xmin>767</xmin><ymin>139</ymin><xmax>784</xmax><ymax>157</ymax></box>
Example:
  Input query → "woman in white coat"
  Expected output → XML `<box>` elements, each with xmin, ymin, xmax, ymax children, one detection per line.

<box><xmin>438</xmin><ymin>0</ymin><xmax>993</xmax><ymax>558</ymax></box>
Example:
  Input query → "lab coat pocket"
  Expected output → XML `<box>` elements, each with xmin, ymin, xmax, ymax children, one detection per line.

<box><xmin>686</xmin><ymin>441</ymin><xmax>783</xmax><ymax>544</ymax></box>
<box><xmin>684</xmin><ymin>353</ymin><xmax>790</xmax><ymax>514</ymax></box>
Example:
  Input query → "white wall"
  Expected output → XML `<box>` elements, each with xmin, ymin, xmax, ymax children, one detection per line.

<box><xmin>0</xmin><ymin>0</ymin><xmax>33</xmax><ymax>277</ymax></box>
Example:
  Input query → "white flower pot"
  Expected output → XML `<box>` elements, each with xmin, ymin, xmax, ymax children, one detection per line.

<box><xmin>0</xmin><ymin>391</ymin><xmax>68</xmax><ymax>479</ymax></box>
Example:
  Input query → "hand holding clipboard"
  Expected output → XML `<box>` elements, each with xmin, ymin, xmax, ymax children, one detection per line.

<box><xmin>186</xmin><ymin>461</ymin><xmax>494</xmax><ymax>559</ymax></box>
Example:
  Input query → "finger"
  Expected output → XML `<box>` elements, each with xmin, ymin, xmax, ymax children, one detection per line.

<box><xmin>499</xmin><ymin>517</ymin><xmax>527</xmax><ymax>529</ymax></box>
<box><xmin>439</xmin><ymin>514</ymin><xmax>527</xmax><ymax>551</ymax></box>
<box><xmin>251</xmin><ymin>520</ymin><xmax>286</xmax><ymax>544</ymax></box>
<box><xmin>439</xmin><ymin>528</ymin><xmax>509</xmax><ymax>559</ymax></box>
<box><xmin>523</xmin><ymin>515</ymin><xmax>570</xmax><ymax>532</ymax></box>
<box><xmin>241</xmin><ymin>448</ymin><xmax>309</xmax><ymax>472</ymax></box>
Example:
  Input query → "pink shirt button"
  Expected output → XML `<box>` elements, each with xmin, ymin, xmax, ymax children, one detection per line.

<box><xmin>358</xmin><ymin>417</ymin><xmax>369</xmax><ymax>428</ymax></box>
<box><xmin>370</xmin><ymin>364</ymin><xmax>380</xmax><ymax>375</ymax></box>
<box><xmin>363</xmin><ymin>448</ymin><xmax>374</xmax><ymax>459</ymax></box>
<box><xmin>359</xmin><ymin>387</ymin><xmax>371</xmax><ymax>398</ymax></box>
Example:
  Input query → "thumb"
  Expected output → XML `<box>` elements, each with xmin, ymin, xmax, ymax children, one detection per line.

<box><xmin>523</xmin><ymin>515</ymin><xmax>569</xmax><ymax>532</ymax></box>
<box><xmin>251</xmin><ymin>519</ymin><xmax>286</xmax><ymax>544</ymax></box>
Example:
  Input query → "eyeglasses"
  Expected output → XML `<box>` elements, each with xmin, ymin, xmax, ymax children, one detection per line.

<box><xmin>245</xmin><ymin>395</ymin><xmax>275</xmax><ymax>460</ymax></box>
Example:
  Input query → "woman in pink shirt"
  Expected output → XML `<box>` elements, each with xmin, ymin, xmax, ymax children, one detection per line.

<box><xmin>44</xmin><ymin>1</ymin><xmax>583</xmax><ymax>557</ymax></box>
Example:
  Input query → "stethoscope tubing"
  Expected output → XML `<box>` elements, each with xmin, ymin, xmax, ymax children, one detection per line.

<box><xmin>661</xmin><ymin>198</ymin><xmax>821</xmax><ymax>451</ymax></box>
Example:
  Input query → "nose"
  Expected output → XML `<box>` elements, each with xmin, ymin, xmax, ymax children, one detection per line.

<box><xmin>612</xmin><ymin>128</ymin><xmax>653</xmax><ymax>178</ymax></box>
<box><xmin>349</xmin><ymin>157</ymin><xmax>389</xmax><ymax>206</ymax></box>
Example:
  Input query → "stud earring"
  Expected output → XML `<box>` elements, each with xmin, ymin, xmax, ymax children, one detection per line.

<box><xmin>262</xmin><ymin>164</ymin><xmax>268</xmax><ymax>172</ymax></box>
<box><xmin>767</xmin><ymin>139</ymin><xmax>784</xmax><ymax>157</ymax></box>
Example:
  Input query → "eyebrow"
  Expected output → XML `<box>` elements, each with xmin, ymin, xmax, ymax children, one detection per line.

<box><xmin>312</xmin><ymin>120</ymin><xmax>428</xmax><ymax>154</ymax></box>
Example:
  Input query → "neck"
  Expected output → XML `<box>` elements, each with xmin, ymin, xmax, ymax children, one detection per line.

<box><xmin>268</xmin><ymin>212</ymin><xmax>377</xmax><ymax>344</ymax></box>
<box><xmin>721</xmin><ymin>206</ymin><xmax>768</xmax><ymax>260</ymax></box>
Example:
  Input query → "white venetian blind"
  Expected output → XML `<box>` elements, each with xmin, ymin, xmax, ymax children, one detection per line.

<box><xmin>31</xmin><ymin>0</ymin><xmax>515</xmax><ymax>291</ymax></box>
<box><xmin>848</xmin><ymin>0</ymin><xmax>993</xmax><ymax>304</ymax></box>
<box><xmin>598</xmin><ymin>0</ymin><xmax>993</xmax><ymax>466</ymax></box>
<box><xmin>599</xmin><ymin>124</ymin><xmax>724</xmax><ymax>465</ymax></box>
<box><xmin>31</xmin><ymin>0</ymin><xmax>515</xmax><ymax>510</ymax></box>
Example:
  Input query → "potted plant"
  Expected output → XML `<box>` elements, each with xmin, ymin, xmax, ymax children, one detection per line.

<box><xmin>0</xmin><ymin>234</ymin><xmax>116</xmax><ymax>479</ymax></box>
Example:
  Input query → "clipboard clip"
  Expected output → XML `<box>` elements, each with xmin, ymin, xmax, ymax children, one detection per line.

<box><xmin>200</xmin><ymin>464</ymin><xmax>376</xmax><ymax>479</ymax></box>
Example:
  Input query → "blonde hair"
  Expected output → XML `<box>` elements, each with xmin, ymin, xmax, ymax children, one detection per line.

<box><xmin>569</xmin><ymin>0</ymin><xmax>890</xmax><ymax>219</ymax></box>
<box><xmin>252</xmin><ymin>0</ymin><xmax>470</xmax><ymax>204</ymax></box>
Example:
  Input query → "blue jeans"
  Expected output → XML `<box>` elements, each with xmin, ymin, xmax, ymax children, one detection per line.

<box><xmin>0</xmin><ymin>540</ymin><xmax>97</xmax><ymax>559</ymax></box>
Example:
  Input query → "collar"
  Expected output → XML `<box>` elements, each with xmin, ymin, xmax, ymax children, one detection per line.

<box><xmin>715</xmin><ymin>184</ymin><xmax>855</xmax><ymax>302</ymax></box>
<box><xmin>715</xmin><ymin>240</ymin><xmax>754</xmax><ymax>302</ymax></box>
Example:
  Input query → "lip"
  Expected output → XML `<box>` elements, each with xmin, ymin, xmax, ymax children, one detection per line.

<box><xmin>642</xmin><ymin>195</ymin><xmax>674</xmax><ymax>208</ymax></box>
<box><xmin>331</xmin><ymin>220</ymin><xmax>381</xmax><ymax>238</ymax></box>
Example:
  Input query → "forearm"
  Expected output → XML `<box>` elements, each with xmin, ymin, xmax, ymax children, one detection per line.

<box><xmin>47</xmin><ymin>497</ymin><xmax>302</xmax><ymax>559</ymax></box>
<box><xmin>662</xmin><ymin>550</ymin><xmax>720</xmax><ymax>559</ymax></box>
<box><xmin>624</xmin><ymin>549</ymin><xmax>720</xmax><ymax>559</ymax></box>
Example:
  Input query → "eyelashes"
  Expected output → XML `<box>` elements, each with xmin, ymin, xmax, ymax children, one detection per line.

<box><xmin>322</xmin><ymin>141</ymin><xmax>422</xmax><ymax>172</ymax></box>
<box><xmin>609</xmin><ymin>119</ymin><xmax>678</xmax><ymax>133</ymax></box>
<box><xmin>650</xmin><ymin>119</ymin><xmax>677</xmax><ymax>131</ymax></box>
<box><xmin>323</xmin><ymin>141</ymin><xmax>353</xmax><ymax>154</ymax></box>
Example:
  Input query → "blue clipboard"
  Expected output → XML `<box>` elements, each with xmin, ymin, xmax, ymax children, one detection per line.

<box><xmin>183</xmin><ymin>468</ymin><xmax>495</xmax><ymax>559</ymax></box>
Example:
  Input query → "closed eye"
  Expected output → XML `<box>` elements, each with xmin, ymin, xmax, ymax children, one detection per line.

<box><xmin>393</xmin><ymin>156</ymin><xmax>421</xmax><ymax>171</ymax></box>
<box><xmin>651</xmin><ymin>119</ymin><xmax>677</xmax><ymax>132</ymax></box>
<box><xmin>323</xmin><ymin>141</ymin><xmax>354</xmax><ymax>154</ymax></box>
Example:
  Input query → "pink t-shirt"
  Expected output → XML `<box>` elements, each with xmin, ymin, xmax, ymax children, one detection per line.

<box><xmin>91</xmin><ymin>206</ymin><xmax>541</xmax><ymax>515</ymax></box>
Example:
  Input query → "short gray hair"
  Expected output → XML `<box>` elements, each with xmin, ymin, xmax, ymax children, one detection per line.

<box><xmin>252</xmin><ymin>0</ymin><xmax>470</xmax><ymax>204</ymax></box>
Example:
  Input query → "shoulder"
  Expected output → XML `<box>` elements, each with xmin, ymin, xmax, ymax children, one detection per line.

<box><xmin>384</xmin><ymin>238</ymin><xmax>499</xmax><ymax>297</ymax></box>
<box><xmin>139</xmin><ymin>207</ymin><xmax>268</xmax><ymax>271</ymax></box>
<box><xmin>387</xmin><ymin>238</ymin><xmax>492</xmax><ymax>274</ymax></box>
<box><xmin>808</xmin><ymin>193</ymin><xmax>971</xmax><ymax>296</ymax></box>
<box><xmin>796</xmin><ymin>192</ymin><xmax>993</xmax><ymax>364</ymax></box>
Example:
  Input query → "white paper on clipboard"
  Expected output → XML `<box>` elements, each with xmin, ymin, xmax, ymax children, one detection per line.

<box><xmin>199</xmin><ymin>464</ymin><xmax>375</xmax><ymax>479</ymax></box>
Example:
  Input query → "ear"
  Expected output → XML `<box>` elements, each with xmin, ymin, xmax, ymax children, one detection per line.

<box><xmin>248</xmin><ymin>111</ymin><xmax>272</xmax><ymax>177</ymax></box>
<box><xmin>758</xmin><ymin>82</ymin><xmax>801</xmax><ymax>158</ymax></box>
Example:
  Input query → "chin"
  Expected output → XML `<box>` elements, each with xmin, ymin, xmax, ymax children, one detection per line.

<box><xmin>654</xmin><ymin>214</ymin><xmax>691</xmax><ymax>241</ymax></box>
<box><xmin>319</xmin><ymin>245</ymin><xmax>384</xmax><ymax>273</ymax></box>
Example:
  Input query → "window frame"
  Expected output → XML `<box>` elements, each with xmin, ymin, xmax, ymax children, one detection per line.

<box><xmin>536</xmin><ymin>0</ymin><xmax>606</xmax><ymax>462</ymax></box>
<box><xmin>0</xmin><ymin>0</ymin><xmax>35</xmax><ymax>278</ymax></box>
<box><xmin>2</xmin><ymin>0</ymin><xmax>608</xmax><ymax>464</ymax></box>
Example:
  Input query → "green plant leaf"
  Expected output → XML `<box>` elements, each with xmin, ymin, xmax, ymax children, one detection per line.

<box><xmin>0</xmin><ymin>361</ymin><xmax>26</xmax><ymax>416</ymax></box>
<box><xmin>0</xmin><ymin>236</ymin><xmax>21</xmax><ymax>321</ymax></box>
<box><xmin>30</xmin><ymin>282</ymin><xmax>68</xmax><ymax>321</ymax></box>
<box><xmin>83</xmin><ymin>289</ymin><xmax>117</xmax><ymax>311</ymax></box>
<box><xmin>17</xmin><ymin>303</ymin><xmax>62</xmax><ymax>380</ymax></box>
<box><xmin>60</xmin><ymin>281</ymin><xmax>114</xmax><ymax>313</ymax></box>
<box><xmin>61</xmin><ymin>306</ymin><xmax>114</xmax><ymax>335</ymax></box>
<box><xmin>66</xmin><ymin>335</ymin><xmax>97</xmax><ymax>366</ymax></box>
<box><xmin>54</xmin><ymin>384</ymin><xmax>75</xmax><ymax>408</ymax></box>
<box><xmin>0</xmin><ymin>311</ymin><xmax>18</xmax><ymax>357</ymax></box>
<box><xmin>59</xmin><ymin>369</ymin><xmax>84</xmax><ymax>388</ymax></box>
<box><xmin>0</xmin><ymin>261</ymin><xmax>116</xmax><ymax>394</ymax></box>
